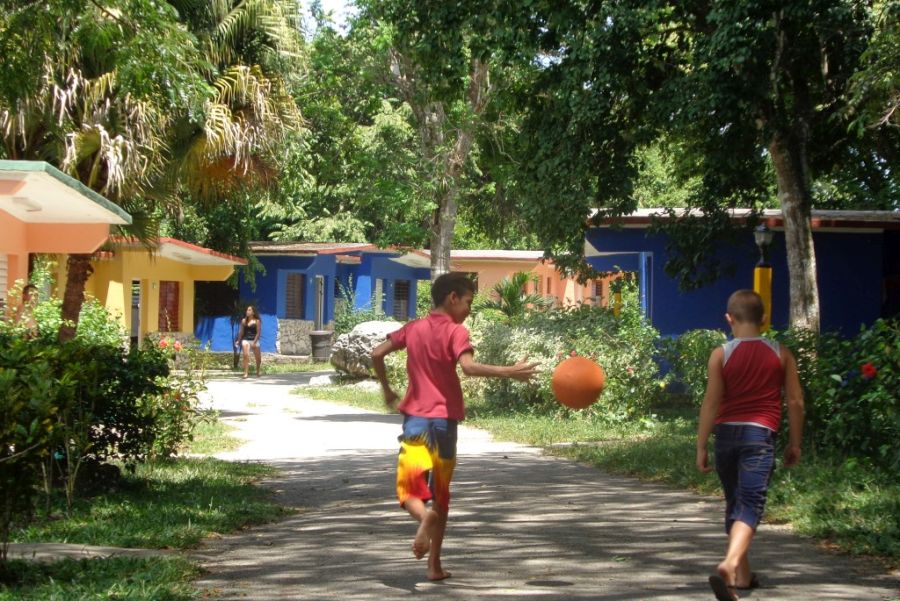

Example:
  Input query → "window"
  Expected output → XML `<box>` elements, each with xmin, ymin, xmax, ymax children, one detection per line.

<box><xmin>158</xmin><ymin>281</ymin><xmax>180</xmax><ymax>332</ymax></box>
<box><xmin>286</xmin><ymin>273</ymin><xmax>305</xmax><ymax>319</ymax></box>
<box><xmin>393</xmin><ymin>280</ymin><xmax>410</xmax><ymax>320</ymax></box>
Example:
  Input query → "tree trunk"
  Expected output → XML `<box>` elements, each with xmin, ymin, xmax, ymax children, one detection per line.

<box><xmin>768</xmin><ymin>130</ymin><xmax>820</xmax><ymax>332</ymax></box>
<box><xmin>58</xmin><ymin>254</ymin><xmax>94</xmax><ymax>342</ymax></box>
<box><xmin>427</xmin><ymin>59</ymin><xmax>490</xmax><ymax>279</ymax></box>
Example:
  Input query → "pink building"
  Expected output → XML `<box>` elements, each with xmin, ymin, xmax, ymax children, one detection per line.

<box><xmin>419</xmin><ymin>249</ymin><xmax>610</xmax><ymax>307</ymax></box>
<box><xmin>0</xmin><ymin>161</ymin><xmax>131</xmax><ymax>312</ymax></box>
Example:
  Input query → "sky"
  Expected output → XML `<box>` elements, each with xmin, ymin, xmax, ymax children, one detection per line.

<box><xmin>304</xmin><ymin>0</ymin><xmax>357</xmax><ymax>32</ymax></box>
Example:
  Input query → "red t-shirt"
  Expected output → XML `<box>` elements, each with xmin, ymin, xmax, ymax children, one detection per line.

<box><xmin>716</xmin><ymin>338</ymin><xmax>784</xmax><ymax>431</ymax></box>
<box><xmin>388</xmin><ymin>312</ymin><xmax>474</xmax><ymax>421</ymax></box>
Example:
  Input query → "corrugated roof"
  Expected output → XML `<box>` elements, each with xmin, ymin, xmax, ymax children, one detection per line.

<box><xmin>419</xmin><ymin>249</ymin><xmax>547</xmax><ymax>260</ymax></box>
<box><xmin>593</xmin><ymin>208</ymin><xmax>900</xmax><ymax>230</ymax></box>
<box><xmin>249</xmin><ymin>242</ymin><xmax>378</xmax><ymax>255</ymax></box>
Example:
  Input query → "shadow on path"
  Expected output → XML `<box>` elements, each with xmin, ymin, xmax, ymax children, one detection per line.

<box><xmin>193</xmin><ymin>449</ymin><xmax>899</xmax><ymax>601</ymax></box>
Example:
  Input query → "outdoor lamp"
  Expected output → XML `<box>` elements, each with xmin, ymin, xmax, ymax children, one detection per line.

<box><xmin>754</xmin><ymin>224</ymin><xmax>773</xmax><ymax>266</ymax></box>
<box><xmin>752</xmin><ymin>223</ymin><xmax>773</xmax><ymax>331</ymax></box>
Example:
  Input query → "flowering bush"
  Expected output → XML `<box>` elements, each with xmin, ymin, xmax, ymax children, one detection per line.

<box><xmin>773</xmin><ymin>319</ymin><xmax>899</xmax><ymax>469</ymax></box>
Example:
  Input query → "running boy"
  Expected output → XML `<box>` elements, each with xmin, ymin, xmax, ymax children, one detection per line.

<box><xmin>371</xmin><ymin>272</ymin><xmax>537</xmax><ymax>581</ymax></box>
<box><xmin>696</xmin><ymin>289</ymin><xmax>804</xmax><ymax>601</ymax></box>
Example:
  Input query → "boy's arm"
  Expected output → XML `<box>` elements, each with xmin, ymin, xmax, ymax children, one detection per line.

<box><xmin>371</xmin><ymin>338</ymin><xmax>401</xmax><ymax>408</ymax></box>
<box><xmin>696</xmin><ymin>346</ymin><xmax>725</xmax><ymax>473</ymax></box>
<box><xmin>457</xmin><ymin>351</ymin><xmax>538</xmax><ymax>381</ymax></box>
<box><xmin>782</xmin><ymin>347</ymin><xmax>804</xmax><ymax>467</ymax></box>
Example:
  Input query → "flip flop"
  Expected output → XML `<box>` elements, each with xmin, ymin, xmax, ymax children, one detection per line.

<box><xmin>736</xmin><ymin>572</ymin><xmax>760</xmax><ymax>591</ymax></box>
<box><xmin>709</xmin><ymin>574</ymin><xmax>739</xmax><ymax>601</ymax></box>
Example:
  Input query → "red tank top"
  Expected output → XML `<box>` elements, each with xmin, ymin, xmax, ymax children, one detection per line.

<box><xmin>716</xmin><ymin>338</ymin><xmax>784</xmax><ymax>431</ymax></box>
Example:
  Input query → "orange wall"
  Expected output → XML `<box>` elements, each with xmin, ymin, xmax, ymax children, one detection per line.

<box><xmin>1</xmin><ymin>209</ymin><xmax>110</xmax><ymax>307</ymax></box>
<box><xmin>451</xmin><ymin>258</ymin><xmax>599</xmax><ymax>307</ymax></box>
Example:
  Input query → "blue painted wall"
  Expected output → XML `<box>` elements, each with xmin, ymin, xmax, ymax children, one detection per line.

<box><xmin>197</xmin><ymin>251</ymin><xmax>432</xmax><ymax>351</ymax></box>
<box><xmin>585</xmin><ymin>227</ymin><xmax>885</xmax><ymax>336</ymax></box>
<box><xmin>195</xmin><ymin>312</ymin><xmax>277</xmax><ymax>353</ymax></box>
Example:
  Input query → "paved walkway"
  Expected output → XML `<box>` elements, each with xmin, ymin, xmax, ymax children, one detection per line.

<box><xmin>192</xmin><ymin>374</ymin><xmax>899</xmax><ymax>601</ymax></box>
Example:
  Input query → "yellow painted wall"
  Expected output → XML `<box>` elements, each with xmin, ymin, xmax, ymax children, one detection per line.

<box><xmin>57</xmin><ymin>248</ymin><xmax>237</xmax><ymax>340</ymax></box>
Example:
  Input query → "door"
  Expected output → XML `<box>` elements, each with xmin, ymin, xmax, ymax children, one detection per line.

<box><xmin>130</xmin><ymin>280</ymin><xmax>141</xmax><ymax>346</ymax></box>
<box><xmin>158</xmin><ymin>281</ymin><xmax>180</xmax><ymax>332</ymax></box>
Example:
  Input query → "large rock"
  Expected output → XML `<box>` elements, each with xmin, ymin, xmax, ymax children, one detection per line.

<box><xmin>330</xmin><ymin>321</ymin><xmax>402</xmax><ymax>377</ymax></box>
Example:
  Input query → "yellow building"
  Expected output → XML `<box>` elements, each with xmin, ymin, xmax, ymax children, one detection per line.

<box><xmin>60</xmin><ymin>238</ymin><xmax>245</xmax><ymax>342</ymax></box>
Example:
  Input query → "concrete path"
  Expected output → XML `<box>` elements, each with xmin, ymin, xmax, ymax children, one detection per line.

<box><xmin>192</xmin><ymin>374</ymin><xmax>899</xmax><ymax>601</ymax></box>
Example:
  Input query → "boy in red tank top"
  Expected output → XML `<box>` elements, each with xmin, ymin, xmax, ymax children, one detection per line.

<box><xmin>371</xmin><ymin>272</ymin><xmax>537</xmax><ymax>582</ymax></box>
<box><xmin>696</xmin><ymin>290</ymin><xmax>804</xmax><ymax>601</ymax></box>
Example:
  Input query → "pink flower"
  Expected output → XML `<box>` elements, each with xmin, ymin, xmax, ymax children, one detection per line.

<box><xmin>861</xmin><ymin>363</ymin><xmax>877</xmax><ymax>380</ymax></box>
<box><xmin>159</xmin><ymin>339</ymin><xmax>168</xmax><ymax>349</ymax></box>
<box><xmin>626</xmin><ymin>367</ymin><xmax>634</xmax><ymax>376</ymax></box>
<box><xmin>173</xmin><ymin>340</ymin><xmax>183</xmax><ymax>352</ymax></box>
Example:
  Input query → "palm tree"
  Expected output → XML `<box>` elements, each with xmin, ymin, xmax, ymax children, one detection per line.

<box><xmin>1</xmin><ymin>0</ymin><xmax>210</xmax><ymax>340</ymax></box>
<box><xmin>0</xmin><ymin>0</ymin><xmax>306</xmax><ymax>341</ymax></box>
<box><xmin>164</xmin><ymin>0</ymin><xmax>305</xmax><ymax>202</ymax></box>
<box><xmin>478</xmin><ymin>272</ymin><xmax>552</xmax><ymax>320</ymax></box>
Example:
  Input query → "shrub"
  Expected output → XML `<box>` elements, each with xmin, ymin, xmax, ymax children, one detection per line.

<box><xmin>470</xmin><ymin>297</ymin><xmax>668</xmax><ymax>421</ymax></box>
<box><xmin>661</xmin><ymin>329</ymin><xmax>727</xmax><ymax>404</ymax></box>
<box><xmin>0</xmin><ymin>336</ymin><xmax>69</xmax><ymax>561</ymax></box>
<box><xmin>775</xmin><ymin>319</ymin><xmax>899</xmax><ymax>470</ymax></box>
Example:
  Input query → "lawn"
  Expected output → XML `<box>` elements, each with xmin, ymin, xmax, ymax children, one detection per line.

<box><xmin>1</xmin><ymin>414</ymin><xmax>286</xmax><ymax>600</ymax></box>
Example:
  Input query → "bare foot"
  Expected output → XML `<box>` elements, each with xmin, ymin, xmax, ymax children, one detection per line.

<box><xmin>412</xmin><ymin>510</ymin><xmax>438</xmax><ymax>559</ymax></box>
<box><xmin>427</xmin><ymin>569</ymin><xmax>451</xmax><ymax>581</ymax></box>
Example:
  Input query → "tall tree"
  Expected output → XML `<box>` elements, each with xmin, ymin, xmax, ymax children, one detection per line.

<box><xmin>0</xmin><ymin>0</ymin><xmax>306</xmax><ymax>340</ymax></box>
<box><xmin>405</xmin><ymin>0</ymin><xmax>897</xmax><ymax>331</ymax></box>
<box><xmin>0</xmin><ymin>0</ymin><xmax>210</xmax><ymax>341</ymax></box>
<box><xmin>356</xmin><ymin>0</ymin><xmax>496</xmax><ymax>277</ymax></box>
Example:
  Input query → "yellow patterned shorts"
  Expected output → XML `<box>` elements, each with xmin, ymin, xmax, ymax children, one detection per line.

<box><xmin>396</xmin><ymin>416</ymin><xmax>457</xmax><ymax>514</ymax></box>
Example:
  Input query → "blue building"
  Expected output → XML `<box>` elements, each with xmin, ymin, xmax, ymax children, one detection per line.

<box><xmin>584</xmin><ymin>209</ymin><xmax>900</xmax><ymax>336</ymax></box>
<box><xmin>195</xmin><ymin>242</ymin><xmax>431</xmax><ymax>353</ymax></box>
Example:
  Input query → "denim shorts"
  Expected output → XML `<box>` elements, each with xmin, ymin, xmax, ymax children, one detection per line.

<box><xmin>714</xmin><ymin>424</ymin><xmax>775</xmax><ymax>533</ymax></box>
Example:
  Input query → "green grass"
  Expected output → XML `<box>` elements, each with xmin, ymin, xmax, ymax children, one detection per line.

<box><xmin>298</xmin><ymin>384</ymin><xmax>392</xmax><ymax>411</ymax></box>
<box><xmin>0</xmin><ymin>556</ymin><xmax>198</xmax><ymax>601</ymax></box>
<box><xmin>183</xmin><ymin>415</ymin><xmax>243</xmax><ymax>455</ymax></box>
<box><xmin>260</xmin><ymin>361</ymin><xmax>333</xmax><ymax>375</ymax></box>
<box><xmin>14</xmin><ymin>458</ymin><xmax>286</xmax><ymax>549</ymax></box>
<box><xmin>303</xmin><ymin>383</ymin><xmax>900</xmax><ymax>565</ymax></box>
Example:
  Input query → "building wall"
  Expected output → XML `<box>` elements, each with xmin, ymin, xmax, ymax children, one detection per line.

<box><xmin>584</xmin><ymin>227</ymin><xmax>885</xmax><ymax>336</ymax></box>
<box><xmin>59</xmin><ymin>249</ymin><xmax>239</xmax><ymax>341</ymax></box>
<box><xmin>0</xmin><ymin>210</ymin><xmax>110</xmax><ymax>308</ymax></box>
<box><xmin>451</xmin><ymin>258</ymin><xmax>596</xmax><ymax>307</ymax></box>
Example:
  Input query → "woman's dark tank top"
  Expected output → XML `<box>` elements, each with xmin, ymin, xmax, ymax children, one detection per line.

<box><xmin>243</xmin><ymin>320</ymin><xmax>258</xmax><ymax>340</ymax></box>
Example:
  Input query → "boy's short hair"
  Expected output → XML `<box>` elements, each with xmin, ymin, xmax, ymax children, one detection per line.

<box><xmin>431</xmin><ymin>272</ymin><xmax>476</xmax><ymax>306</ymax></box>
<box><xmin>726</xmin><ymin>289</ymin><xmax>765</xmax><ymax>325</ymax></box>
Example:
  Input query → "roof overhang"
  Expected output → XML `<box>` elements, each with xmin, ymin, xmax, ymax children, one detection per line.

<box><xmin>389</xmin><ymin>252</ymin><xmax>432</xmax><ymax>269</ymax></box>
<box><xmin>0</xmin><ymin>160</ymin><xmax>131</xmax><ymax>225</ymax></box>
<box><xmin>589</xmin><ymin>208</ymin><xmax>900</xmax><ymax>231</ymax></box>
<box><xmin>112</xmin><ymin>237</ymin><xmax>247</xmax><ymax>266</ymax></box>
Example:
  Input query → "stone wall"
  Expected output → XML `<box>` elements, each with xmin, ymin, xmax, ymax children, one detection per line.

<box><xmin>277</xmin><ymin>318</ymin><xmax>316</xmax><ymax>355</ymax></box>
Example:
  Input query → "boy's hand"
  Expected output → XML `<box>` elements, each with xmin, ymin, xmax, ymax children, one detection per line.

<box><xmin>696</xmin><ymin>447</ymin><xmax>713</xmax><ymax>473</ymax></box>
<box><xmin>508</xmin><ymin>358</ymin><xmax>539</xmax><ymax>382</ymax></box>
<box><xmin>383</xmin><ymin>387</ymin><xmax>400</xmax><ymax>410</ymax></box>
<box><xmin>783</xmin><ymin>444</ymin><xmax>801</xmax><ymax>468</ymax></box>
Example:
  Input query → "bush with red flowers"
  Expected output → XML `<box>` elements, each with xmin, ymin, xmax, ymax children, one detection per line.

<box><xmin>776</xmin><ymin>318</ymin><xmax>898</xmax><ymax>470</ymax></box>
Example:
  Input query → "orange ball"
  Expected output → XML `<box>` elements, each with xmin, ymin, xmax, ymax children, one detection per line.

<box><xmin>551</xmin><ymin>356</ymin><xmax>606</xmax><ymax>409</ymax></box>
